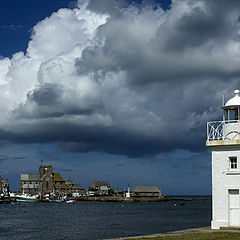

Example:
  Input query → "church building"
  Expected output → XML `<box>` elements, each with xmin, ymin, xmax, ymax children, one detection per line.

<box><xmin>19</xmin><ymin>165</ymin><xmax>67</xmax><ymax>195</ymax></box>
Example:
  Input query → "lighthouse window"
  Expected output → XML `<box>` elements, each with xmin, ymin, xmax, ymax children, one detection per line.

<box><xmin>229</xmin><ymin>157</ymin><xmax>237</xmax><ymax>169</ymax></box>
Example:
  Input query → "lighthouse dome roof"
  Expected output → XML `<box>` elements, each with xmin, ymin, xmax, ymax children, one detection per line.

<box><xmin>225</xmin><ymin>90</ymin><xmax>240</xmax><ymax>107</ymax></box>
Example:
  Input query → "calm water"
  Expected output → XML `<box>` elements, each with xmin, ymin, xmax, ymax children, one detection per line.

<box><xmin>0</xmin><ymin>200</ymin><xmax>211</xmax><ymax>240</ymax></box>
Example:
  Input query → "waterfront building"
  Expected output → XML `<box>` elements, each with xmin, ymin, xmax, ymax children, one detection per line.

<box><xmin>131</xmin><ymin>185</ymin><xmax>161</xmax><ymax>198</ymax></box>
<box><xmin>207</xmin><ymin>89</ymin><xmax>240</xmax><ymax>229</ymax></box>
<box><xmin>52</xmin><ymin>172</ymin><xmax>67</xmax><ymax>195</ymax></box>
<box><xmin>72</xmin><ymin>184</ymin><xmax>85</xmax><ymax>193</ymax></box>
<box><xmin>89</xmin><ymin>180</ymin><xmax>113</xmax><ymax>195</ymax></box>
<box><xmin>19</xmin><ymin>165</ymin><xmax>83</xmax><ymax>196</ymax></box>
<box><xmin>19</xmin><ymin>174</ymin><xmax>40</xmax><ymax>194</ymax></box>
<box><xmin>65</xmin><ymin>180</ymin><xmax>85</xmax><ymax>196</ymax></box>
<box><xmin>19</xmin><ymin>165</ymin><xmax>55</xmax><ymax>195</ymax></box>
<box><xmin>0</xmin><ymin>176</ymin><xmax>9</xmax><ymax>195</ymax></box>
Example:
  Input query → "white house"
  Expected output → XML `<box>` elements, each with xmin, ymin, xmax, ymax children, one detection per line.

<box><xmin>207</xmin><ymin>89</ymin><xmax>240</xmax><ymax>229</ymax></box>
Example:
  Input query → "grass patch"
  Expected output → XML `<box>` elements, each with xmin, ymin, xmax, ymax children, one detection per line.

<box><xmin>128</xmin><ymin>232</ymin><xmax>240</xmax><ymax>240</ymax></box>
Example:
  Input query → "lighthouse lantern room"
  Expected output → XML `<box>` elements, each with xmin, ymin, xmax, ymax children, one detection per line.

<box><xmin>207</xmin><ymin>89</ymin><xmax>240</xmax><ymax>229</ymax></box>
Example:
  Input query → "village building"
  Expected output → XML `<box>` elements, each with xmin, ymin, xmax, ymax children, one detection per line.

<box><xmin>89</xmin><ymin>180</ymin><xmax>113</xmax><ymax>195</ymax></box>
<box><xmin>131</xmin><ymin>185</ymin><xmax>161</xmax><ymax>198</ymax></box>
<box><xmin>207</xmin><ymin>89</ymin><xmax>240</xmax><ymax>229</ymax></box>
<box><xmin>19</xmin><ymin>165</ymin><xmax>83</xmax><ymax>196</ymax></box>
<box><xmin>19</xmin><ymin>174</ymin><xmax>40</xmax><ymax>195</ymax></box>
<box><xmin>0</xmin><ymin>176</ymin><xmax>9</xmax><ymax>195</ymax></box>
<box><xmin>65</xmin><ymin>179</ymin><xmax>85</xmax><ymax>196</ymax></box>
<box><xmin>52</xmin><ymin>172</ymin><xmax>67</xmax><ymax>195</ymax></box>
<box><xmin>65</xmin><ymin>179</ymin><xmax>74</xmax><ymax>188</ymax></box>
<box><xmin>73</xmin><ymin>184</ymin><xmax>85</xmax><ymax>194</ymax></box>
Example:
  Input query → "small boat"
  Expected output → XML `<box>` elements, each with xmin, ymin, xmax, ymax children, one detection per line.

<box><xmin>65</xmin><ymin>199</ymin><xmax>75</xmax><ymax>203</ymax></box>
<box><xmin>16</xmin><ymin>193</ymin><xmax>37</xmax><ymax>202</ymax></box>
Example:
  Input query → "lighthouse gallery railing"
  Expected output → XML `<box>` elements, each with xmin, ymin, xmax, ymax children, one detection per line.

<box><xmin>207</xmin><ymin>120</ymin><xmax>240</xmax><ymax>141</ymax></box>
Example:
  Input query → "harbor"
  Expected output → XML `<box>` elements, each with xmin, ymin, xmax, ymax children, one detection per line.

<box><xmin>1</xmin><ymin>164</ymin><xmax>210</xmax><ymax>204</ymax></box>
<box><xmin>0</xmin><ymin>198</ymin><xmax>211</xmax><ymax>240</ymax></box>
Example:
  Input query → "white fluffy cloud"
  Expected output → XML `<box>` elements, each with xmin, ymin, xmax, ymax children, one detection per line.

<box><xmin>0</xmin><ymin>0</ymin><xmax>240</xmax><ymax>156</ymax></box>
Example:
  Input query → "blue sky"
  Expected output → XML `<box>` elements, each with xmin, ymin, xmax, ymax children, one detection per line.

<box><xmin>0</xmin><ymin>0</ymin><xmax>72</xmax><ymax>57</ymax></box>
<box><xmin>0</xmin><ymin>0</ymin><xmax>171</xmax><ymax>57</ymax></box>
<box><xmin>1</xmin><ymin>0</ymin><xmax>238</xmax><ymax>194</ymax></box>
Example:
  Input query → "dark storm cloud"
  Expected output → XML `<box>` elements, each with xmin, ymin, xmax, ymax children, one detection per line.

<box><xmin>1</xmin><ymin>0</ymin><xmax>240</xmax><ymax>158</ymax></box>
<box><xmin>161</xmin><ymin>0</ymin><xmax>240</xmax><ymax>51</ymax></box>
<box><xmin>73</xmin><ymin>0</ymin><xmax>240</xmax><ymax>156</ymax></box>
<box><xmin>2</xmin><ymin>114</ymin><xmax>209</xmax><ymax>157</ymax></box>
<box><xmin>76</xmin><ymin>0</ymin><xmax>240</xmax><ymax>88</ymax></box>
<box><xmin>14</xmin><ymin>82</ymin><xmax>102</xmax><ymax>119</ymax></box>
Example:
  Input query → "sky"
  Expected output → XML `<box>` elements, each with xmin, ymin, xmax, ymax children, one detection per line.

<box><xmin>1</xmin><ymin>0</ymin><xmax>239</xmax><ymax>194</ymax></box>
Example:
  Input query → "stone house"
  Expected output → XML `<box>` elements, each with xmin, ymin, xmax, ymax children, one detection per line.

<box><xmin>19</xmin><ymin>174</ymin><xmax>40</xmax><ymax>194</ymax></box>
<box><xmin>53</xmin><ymin>172</ymin><xmax>67</xmax><ymax>195</ymax></box>
<box><xmin>89</xmin><ymin>180</ymin><xmax>113</xmax><ymax>195</ymax></box>
<box><xmin>73</xmin><ymin>184</ymin><xmax>85</xmax><ymax>194</ymax></box>
<box><xmin>132</xmin><ymin>185</ymin><xmax>161</xmax><ymax>198</ymax></box>
<box><xmin>65</xmin><ymin>180</ymin><xmax>85</xmax><ymax>196</ymax></box>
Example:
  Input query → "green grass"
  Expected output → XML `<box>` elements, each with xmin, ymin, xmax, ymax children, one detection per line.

<box><xmin>127</xmin><ymin>232</ymin><xmax>240</xmax><ymax>240</ymax></box>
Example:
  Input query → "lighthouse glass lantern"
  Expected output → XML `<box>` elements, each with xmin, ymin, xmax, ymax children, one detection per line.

<box><xmin>207</xmin><ymin>89</ymin><xmax>240</xmax><ymax>229</ymax></box>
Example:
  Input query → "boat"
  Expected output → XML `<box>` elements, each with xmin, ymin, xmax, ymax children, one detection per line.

<box><xmin>15</xmin><ymin>193</ymin><xmax>38</xmax><ymax>202</ymax></box>
<box><xmin>65</xmin><ymin>199</ymin><xmax>75</xmax><ymax>203</ymax></box>
<box><xmin>55</xmin><ymin>198</ymin><xmax>75</xmax><ymax>203</ymax></box>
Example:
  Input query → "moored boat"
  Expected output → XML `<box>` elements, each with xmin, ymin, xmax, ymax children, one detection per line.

<box><xmin>16</xmin><ymin>193</ymin><xmax>38</xmax><ymax>202</ymax></box>
<box><xmin>65</xmin><ymin>199</ymin><xmax>75</xmax><ymax>203</ymax></box>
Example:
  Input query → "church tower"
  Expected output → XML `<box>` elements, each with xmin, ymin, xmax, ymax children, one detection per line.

<box><xmin>207</xmin><ymin>89</ymin><xmax>240</xmax><ymax>229</ymax></box>
<box><xmin>39</xmin><ymin>165</ymin><xmax>53</xmax><ymax>194</ymax></box>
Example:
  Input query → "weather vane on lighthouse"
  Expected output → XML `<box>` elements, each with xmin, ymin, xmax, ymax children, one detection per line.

<box><xmin>207</xmin><ymin>89</ymin><xmax>240</xmax><ymax>229</ymax></box>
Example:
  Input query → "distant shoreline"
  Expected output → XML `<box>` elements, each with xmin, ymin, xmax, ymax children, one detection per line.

<box><xmin>35</xmin><ymin>195</ymin><xmax>211</xmax><ymax>203</ymax></box>
<box><xmin>10</xmin><ymin>195</ymin><xmax>212</xmax><ymax>203</ymax></box>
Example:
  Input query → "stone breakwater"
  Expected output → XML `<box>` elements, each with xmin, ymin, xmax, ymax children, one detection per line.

<box><xmin>10</xmin><ymin>195</ymin><xmax>211</xmax><ymax>202</ymax></box>
<box><xmin>48</xmin><ymin>196</ymin><xmax>211</xmax><ymax>202</ymax></box>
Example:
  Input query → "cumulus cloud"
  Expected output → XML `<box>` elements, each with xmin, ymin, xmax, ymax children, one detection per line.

<box><xmin>0</xmin><ymin>0</ymin><xmax>240</xmax><ymax>157</ymax></box>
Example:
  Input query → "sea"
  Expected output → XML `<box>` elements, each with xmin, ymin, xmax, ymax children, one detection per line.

<box><xmin>0</xmin><ymin>198</ymin><xmax>211</xmax><ymax>240</ymax></box>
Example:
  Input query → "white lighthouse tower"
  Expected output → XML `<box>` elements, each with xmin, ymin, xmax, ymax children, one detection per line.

<box><xmin>207</xmin><ymin>89</ymin><xmax>240</xmax><ymax>229</ymax></box>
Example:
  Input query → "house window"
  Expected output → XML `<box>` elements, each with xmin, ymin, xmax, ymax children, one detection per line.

<box><xmin>230</xmin><ymin>157</ymin><xmax>237</xmax><ymax>169</ymax></box>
